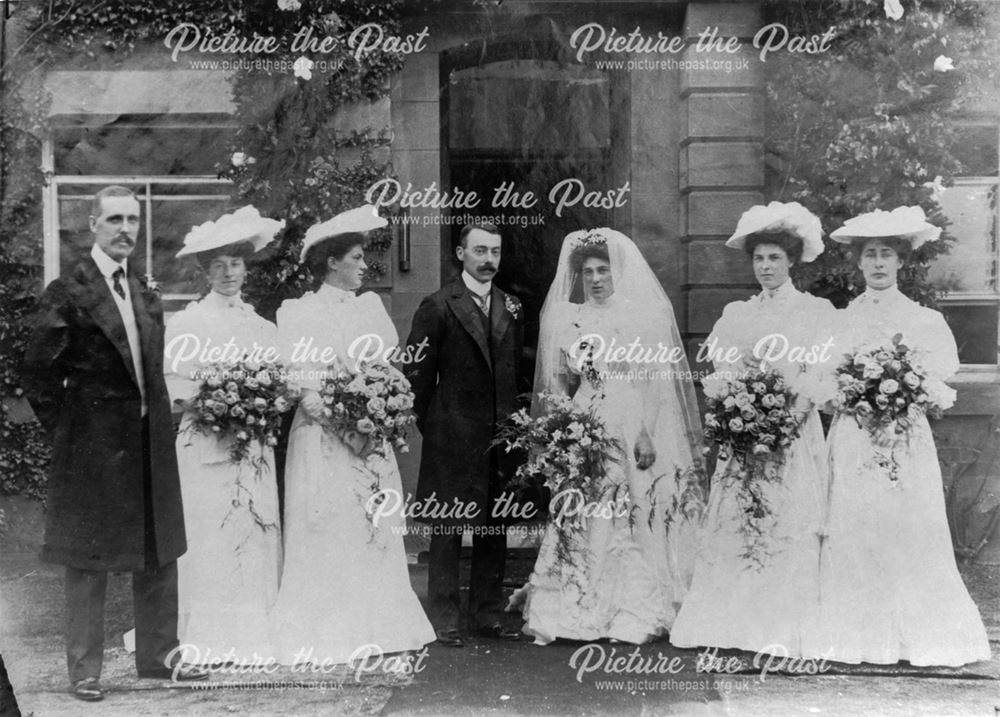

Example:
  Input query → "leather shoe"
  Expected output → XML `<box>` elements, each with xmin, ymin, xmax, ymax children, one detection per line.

<box><xmin>476</xmin><ymin>623</ymin><xmax>521</xmax><ymax>641</ymax></box>
<box><xmin>434</xmin><ymin>628</ymin><xmax>465</xmax><ymax>647</ymax></box>
<box><xmin>71</xmin><ymin>677</ymin><xmax>104</xmax><ymax>702</ymax></box>
<box><xmin>137</xmin><ymin>664</ymin><xmax>209</xmax><ymax>681</ymax></box>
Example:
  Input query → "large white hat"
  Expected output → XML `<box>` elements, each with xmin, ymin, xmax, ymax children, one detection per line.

<box><xmin>177</xmin><ymin>206</ymin><xmax>284</xmax><ymax>257</ymax></box>
<box><xmin>299</xmin><ymin>204</ymin><xmax>387</xmax><ymax>262</ymax></box>
<box><xmin>725</xmin><ymin>201</ymin><xmax>824</xmax><ymax>263</ymax></box>
<box><xmin>830</xmin><ymin>205</ymin><xmax>941</xmax><ymax>248</ymax></box>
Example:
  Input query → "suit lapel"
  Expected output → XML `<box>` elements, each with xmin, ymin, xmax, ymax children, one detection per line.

<box><xmin>75</xmin><ymin>258</ymin><xmax>140</xmax><ymax>389</ymax></box>
<box><xmin>490</xmin><ymin>285</ymin><xmax>512</xmax><ymax>349</ymax></box>
<box><xmin>127</xmin><ymin>269</ymin><xmax>156</xmax><ymax>373</ymax></box>
<box><xmin>445</xmin><ymin>280</ymin><xmax>492</xmax><ymax>371</ymax></box>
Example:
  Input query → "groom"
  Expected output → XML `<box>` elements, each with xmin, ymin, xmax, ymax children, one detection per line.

<box><xmin>405</xmin><ymin>222</ymin><xmax>524</xmax><ymax>647</ymax></box>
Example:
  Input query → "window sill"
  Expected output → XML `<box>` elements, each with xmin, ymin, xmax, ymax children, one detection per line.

<box><xmin>950</xmin><ymin>367</ymin><xmax>1000</xmax><ymax>415</ymax></box>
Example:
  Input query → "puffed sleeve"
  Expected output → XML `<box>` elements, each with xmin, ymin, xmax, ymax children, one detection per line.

<box><xmin>277</xmin><ymin>295</ymin><xmax>321</xmax><ymax>393</ymax></box>
<box><xmin>788</xmin><ymin>295</ymin><xmax>841</xmax><ymax>406</ymax></box>
<box><xmin>163</xmin><ymin>303</ymin><xmax>203</xmax><ymax>405</ymax></box>
<box><xmin>912</xmin><ymin>307</ymin><xmax>959</xmax><ymax>410</ymax></box>
<box><xmin>915</xmin><ymin>308</ymin><xmax>960</xmax><ymax>380</ymax></box>
<box><xmin>705</xmin><ymin>301</ymin><xmax>746</xmax><ymax>374</ymax></box>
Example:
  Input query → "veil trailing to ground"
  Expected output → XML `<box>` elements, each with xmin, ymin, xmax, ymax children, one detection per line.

<box><xmin>533</xmin><ymin>228</ymin><xmax>704</xmax><ymax>478</ymax></box>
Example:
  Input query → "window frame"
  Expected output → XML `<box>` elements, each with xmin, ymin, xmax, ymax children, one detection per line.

<box><xmin>42</xmin><ymin>118</ymin><xmax>235</xmax><ymax>303</ymax></box>
<box><xmin>935</xmin><ymin>124</ymin><xmax>1000</xmax><ymax>371</ymax></box>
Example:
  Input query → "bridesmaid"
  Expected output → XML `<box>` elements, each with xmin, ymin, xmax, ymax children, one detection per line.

<box><xmin>164</xmin><ymin>206</ymin><xmax>285</xmax><ymax>664</ymax></box>
<box><xmin>270</xmin><ymin>206</ymin><xmax>434</xmax><ymax>667</ymax></box>
<box><xmin>671</xmin><ymin>201</ymin><xmax>835</xmax><ymax>658</ymax></box>
<box><xmin>818</xmin><ymin>206</ymin><xmax>990</xmax><ymax>666</ymax></box>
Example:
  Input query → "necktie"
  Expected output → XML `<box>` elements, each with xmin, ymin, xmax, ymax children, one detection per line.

<box><xmin>474</xmin><ymin>292</ymin><xmax>489</xmax><ymax>316</ymax></box>
<box><xmin>112</xmin><ymin>267</ymin><xmax>126</xmax><ymax>301</ymax></box>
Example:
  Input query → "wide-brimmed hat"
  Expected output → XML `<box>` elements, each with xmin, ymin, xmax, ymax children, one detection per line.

<box><xmin>830</xmin><ymin>206</ymin><xmax>941</xmax><ymax>248</ymax></box>
<box><xmin>176</xmin><ymin>206</ymin><xmax>284</xmax><ymax>257</ymax></box>
<box><xmin>725</xmin><ymin>201</ymin><xmax>824</xmax><ymax>263</ymax></box>
<box><xmin>299</xmin><ymin>204</ymin><xmax>387</xmax><ymax>262</ymax></box>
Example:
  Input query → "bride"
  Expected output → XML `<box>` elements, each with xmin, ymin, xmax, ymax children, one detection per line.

<box><xmin>269</xmin><ymin>205</ymin><xmax>434</xmax><ymax>665</ymax></box>
<box><xmin>512</xmin><ymin>228</ymin><xmax>704</xmax><ymax>645</ymax></box>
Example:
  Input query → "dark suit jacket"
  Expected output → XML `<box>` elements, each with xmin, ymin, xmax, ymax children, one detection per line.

<box><xmin>22</xmin><ymin>256</ymin><xmax>185</xmax><ymax>571</ymax></box>
<box><xmin>404</xmin><ymin>278</ymin><xmax>524</xmax><ymax>526</ymax></box>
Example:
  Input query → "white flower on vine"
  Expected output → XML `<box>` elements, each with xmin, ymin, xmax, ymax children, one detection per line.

<box><xmin>277</xmin><ymin>0</ymin><xmax>302</xmax><ymax>11</ymax></box>
<box><xmin>883</xmin><ymin>0</ymin><xmax>904</xmax><ymax>20</ymax></box>
<box><xmin>231</xmin><ymin>152</ymin><xmax>246</xmax><ymax>167</ymax></box>
<box><xmin>293</xmin><ymin>56</ymin><xmax>314</xmax><ymax>80</ymax></box>
<box><xmin>922</xmin><ymin>175</ymin><xmax>947</xmax><ymax>201</ymax></box>
<box><xmin>933</xmin><ymin>55</ymin><xmax>955</xmax><ymax>72</ymax></box>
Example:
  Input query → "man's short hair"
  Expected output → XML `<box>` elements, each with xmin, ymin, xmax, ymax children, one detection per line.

<box><xmin>458</xmin><ymin>221</ymin><xmax>501</xmax><ymax>248</ymax></box>
<box><xmin>91</xmin><ymin>186</ymin><xmax>138</xmax><ymax>218</ymax></box>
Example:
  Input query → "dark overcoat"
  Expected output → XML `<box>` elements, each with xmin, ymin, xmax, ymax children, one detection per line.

<box><xmin>22</xmin><ymin>256</ymin><xmax>186</xmax><ymax>571</ymax></box>
<box><xmin>404</xmin><ymin>278</ymin><xmax>524</xmax><ymax>527</ymax></box>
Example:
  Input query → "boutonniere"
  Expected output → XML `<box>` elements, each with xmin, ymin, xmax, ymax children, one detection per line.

<box><xmin>504</xmin><ymin>295</ymin><xmax>521</xmax><ymax>319</ymax></box>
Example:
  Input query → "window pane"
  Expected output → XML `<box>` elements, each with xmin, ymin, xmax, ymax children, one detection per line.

<box><xmin>449</xmin><ymin>60</ymin><xmax>610</xmax><ymax>152</ymax></box>
<box><xmin>952</xmin><ymin>125</ymin><xmax>999</xmax><ymax>177</ymax></box>
<box><xmin>941</xmin><ymin>303</ymin><xmax>999</xmax><ymax>365</ymax></box>
<box><xmin>137</xmin><ymin>199</ymin><xmax>234</xmax><ymax>296</ymax></box>
<box><xmin>929</xmin><ymin>183</ymin><xmax>998</xmax><ymax>293</ymax></box>
<box><xmin>57</xmin><ymin>190</ymin><xmax>232</xmax><ymax>298</ymax></box>
<box><xmin>53</xmin><ymin>124</ymin><xmax>235</xmax><ymax>176</ymax></box>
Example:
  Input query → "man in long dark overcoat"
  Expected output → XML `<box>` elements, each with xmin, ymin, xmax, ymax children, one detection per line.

<box><xmin>404</xmin><ymin>222</ymin><xmax>524</xmax><ymax>647</ymax></box>
<box><xmin>22</xmin><ymin>186</ymin><xmax>205</xmax><ymax>701</ymax></box>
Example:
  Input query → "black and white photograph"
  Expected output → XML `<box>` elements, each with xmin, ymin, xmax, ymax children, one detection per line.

<box><xmin>0</xmin><ymin>0</ymin><xmax>997</xmax><ymax>714</ymax></box>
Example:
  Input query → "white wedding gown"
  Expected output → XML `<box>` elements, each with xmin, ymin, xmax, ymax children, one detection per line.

<box><xmin>164</xmin><ymin>291</ymin><xmax>282</xmax><ymax>663</ymax></box>
<box><xmin>817</xmin><ymin>287</ymin><xmax>990</xmax><ymax>665</ymax></box>
<box><xmin>269</xmin><ymin>284</ymin><xmax>434</xmax><ymax>664</ymax></box>
<box><xmin>518</xmin><ymin>297</ymin><xmax>699</xmax><ymax>644</ymax></box>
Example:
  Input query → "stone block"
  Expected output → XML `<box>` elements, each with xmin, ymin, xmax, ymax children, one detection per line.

<box><xmin>684</xmin><ymin>93</ymin><xmax>763</xmax><ymax>139</ymax></box>
<box><xmin>681</xmin><ymin>142</ymin><xmax>763</xmax><ymax>189</ymax></box>
<box><xmin>684</xmin><ymin>190</ymin><xmax>763</xmax><ymax>237</ymax></box>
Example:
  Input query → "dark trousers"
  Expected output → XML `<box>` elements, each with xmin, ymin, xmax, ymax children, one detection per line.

<box><xmin>427</xmin><ymin>529</ymin><xmax>507</xmax><ymax>632</ymax></box>
<box><xmin>64</xmin><ymin>561</ymin><xmax>179</xmax><ymax>682</ymax></box>
<box><xmin>65</xmin><ymin>417</ymin><xmax>179</xmax><ymax>682</ymax></box>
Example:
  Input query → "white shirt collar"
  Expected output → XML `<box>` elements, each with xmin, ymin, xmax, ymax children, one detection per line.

<box><xmin>758</xmin><ymin>279</ymin><xmax>796</xmax><ymax>302</ymax></box>
<box><xmin>90</xmin><ymin>243</ymin><xmax>127</xmax><ymax>279</ymax></box>
<box><xmin>318</xmin><ymin>282</ymin><xmax>355</xmax><ymax>304</ymax></box>
<box><xmin>462</xmin><ymin>270</ymin><xmax>492</xmax><ymax>297</ymax></box>
<box><xmin>861</xmin><ymin>284</ymin><xmax>905</xmax><ymax>305</ymax></box>
<box><xmin>204</xmin><ymin>290</ymin><xmax>248</xmax><ymax>310</ymax></box>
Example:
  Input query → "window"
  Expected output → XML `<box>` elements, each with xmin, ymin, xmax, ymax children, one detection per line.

<box><xmin>43</xmin><ymin>116</ymin><xmax>235</xmax><ymax>312</ymax></box>
<box><xmin>929</xmin><ymin>124</ymin><xmax>1000</xmax><ymax>366</ymax></box>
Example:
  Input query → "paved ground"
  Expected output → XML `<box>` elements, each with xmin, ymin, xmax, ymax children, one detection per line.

<box><xmin>1</xmin><ymin>495</ymin><xmax>998</xmax><ymax>716</ymax></box>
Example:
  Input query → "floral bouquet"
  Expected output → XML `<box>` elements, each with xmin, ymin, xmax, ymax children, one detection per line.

<box><xmin>832</xmin><ymin>333</ymin><xmax>955</xmax><ymax>482</ymax></box>
<box><xmin>702</xmin><ymin>367</ymin><xmax>803</xmax><ymax>563</ymax></box>
<box><xmin>317</xmin><ymin>361</ymin><xmax>416</xmax><ymax>460</ymax></box>
<box><xmin>494</xmin><ymin>392</ymin><xmax>624</xmax><ymax>566</ymax></box>
<box><xmin>187</xmin><ymin>360</ymin><xmax>293</xmax><ymax>463</ymax></box>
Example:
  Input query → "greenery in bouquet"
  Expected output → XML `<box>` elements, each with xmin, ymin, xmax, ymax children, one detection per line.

<box><xmin>318</xmin><ymin>361</ymin><xmax>415</xmax><ymax>535</ymax></box>
<box><xmin>187</xmin><ymin>359</ymin><xmax>293</xmax><ymax>530</ymax></box>
<box><xmin>494</xmin><ymin>392</ymin><xmax>624</xmax><ymax>568</ymax></box>
<box><xmin>317</xmin><ymin>361</ymin><xmax>416</xmax><ymax>459</ymax></box>
<box><xmin>188</xmin><ymin>360</ymin><xmax>293</xmax><ymax>463</ymax></box>
<box><xmin>702</xmin><ymin>367</ymin><xmax>803</xmax><ymax>565</ymax></box>
<box><xmin>833</xmin><ymin>332</ymin><xmax>953</xmax><ymax>482</ymax></box>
